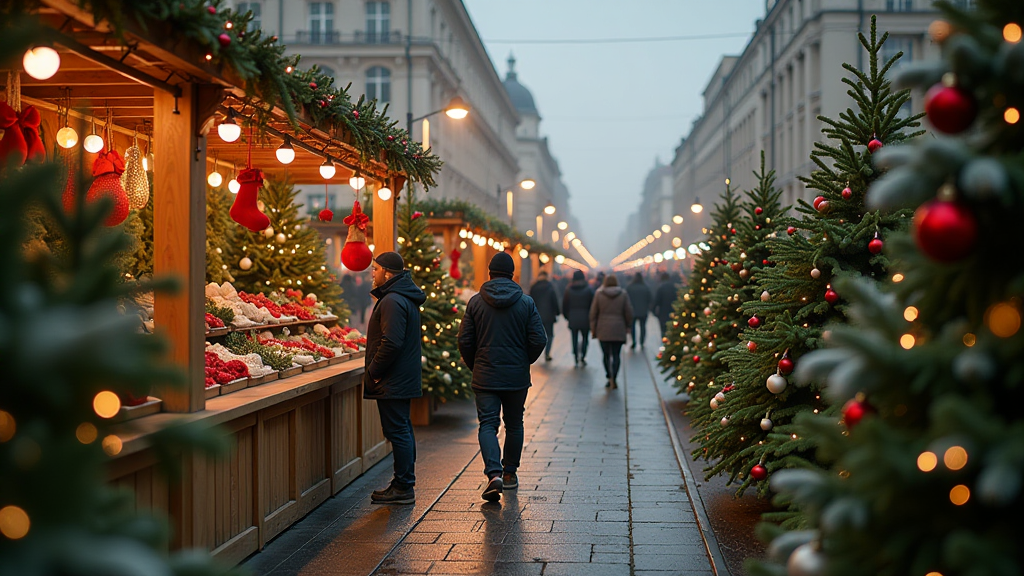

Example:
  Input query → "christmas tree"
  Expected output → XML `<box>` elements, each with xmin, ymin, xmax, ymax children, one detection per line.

<box><xmin>0</xmin><ymin>158</ymin><xmax>234</xmax><ymax>575</ymax></box>
<box><xmin>227</xmin><ymin>177</ymin><xmax>348</xmax><ymax>320</ymax></box>
<box><xmin>705</xmin><ymin>17</ymin><xmax>922</xmax><ymax>499</ymax></box>
<box><xmin>682</xmin><ymin>154</ymin><xmax>786</xmax><ymax>463</ymax></box>
<box><xmin>755</xmin><ymin>4</ymin><xmax>1024</xmax><ymax>575</ymax></box>
<box><xmin>206</xmin><ymin>185</ymin><xmax>235</xmax><ymax>284</ymax></box>
<box><xmin>397</xmin><ymin>194</ymin><xmax>471</xmax><ymax>401</ymax></box>
<box><xmin>658</xmin><ymin>184</ymin><xmax>741</xmax><ymax>386</ymax></box>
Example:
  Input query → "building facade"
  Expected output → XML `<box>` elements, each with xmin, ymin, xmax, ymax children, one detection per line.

<box><xmin>669</xmin><ymin>0</ymin><xmax>947</xmax><ymax>249</ymax></box>
<box><xmin>618</xmin><ymin>159</ymin><xmax>675</xmax><ymax>258</ymax></box>
<box><xmin>234</xmin><ymin>0</ymin><xmax>521</xmax><ymax>216</ymax></box>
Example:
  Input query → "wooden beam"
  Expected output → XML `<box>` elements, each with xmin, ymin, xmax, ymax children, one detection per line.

<box><xmin>21</xmin><ymin>85</ymin><xmax>154</xmax><ymax>99</ymax></box>
<box><xmin>153</xmin><ymin>84</ymin><xmax>205</xmax><ymax>413</ymax></box>
<box><xmin>20</xmin><ymin>70</ymin><xmax>141</xmax><ymax>86</ymax></box>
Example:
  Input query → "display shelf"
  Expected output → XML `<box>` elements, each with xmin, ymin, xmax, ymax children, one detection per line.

<box><xmin>205</xmin><ymin>385</ymin><xmax>221</xmax><ymax>399</ymax></box>
<box><xmin>220</xmin><ymin>378</ymin><xmax>249</xmax><ymax>395</ymax></box>
<box><xmin>303</xmin><ymin>358</ymin><xmax>331</xmax><ymax>372</ymax></box>
<box><xmin>115</xmin><ymin>397</ymin><xmax>162</xmax><ymax>423</ymax></box>
<box><xmin>328</xmin><ymin>353</ymin><xmax>351</xmax><ymax>366</ymax></box>
<box><xmin>279</xmin><ymin>366</ymin><xmax>304</xmax><ymax>379</ymax></box>
<box><xmin>204</xmin><ymin>315</ymin><xmax>340</xmax><ymax>338</ymax></box>
<box><xmin>248</xmin><ymin>372</ymin><xmax>279</xmax><ymax>387</ymax></box>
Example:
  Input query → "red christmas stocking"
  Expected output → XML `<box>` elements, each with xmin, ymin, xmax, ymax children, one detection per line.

<box><xmin>449</xmin><ymin>248</ymin><xmax>462</xmax><ymax>279</ymax></box>
<box><xmin>341</xmin><ymin>200</ymin><xmax>372</xmax><ymax>271</ymax></box>
<box><xmin>86</xmin><ymin>149</ymin><xmax>129</xmax><ymax>226</ymax></box>
<box><xmin>230</xmin><ymin>168</ymin><xmax>271</xmax><ymax>232</ymax></box>
<box><xmin>0</xmin><ymin>103</ymin><xmax>45</xmax><ymax>166</ymax></box>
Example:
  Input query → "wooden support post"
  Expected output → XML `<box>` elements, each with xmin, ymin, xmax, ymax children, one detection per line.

<box><xmin>153</xmin><ymin>83</ymin><xmax>206</xmax><ymax>413</ymax></box>
<box><xmin>472</xmin><ymin>241</ymin><xmax>488</xmax><ymax>291</ymax></box>
<box><xmin>512</xmin><ymin>246</ymin><xmax>522</xmax><ymax>286</ymax></box>
<box><xmin>371</xmin><ymin>181</ymin><xmax>396</xmax><ymax>256</ymax></box>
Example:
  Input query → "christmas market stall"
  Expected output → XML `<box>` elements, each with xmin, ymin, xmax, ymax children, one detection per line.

<box><xmin>2</xmin><ymin>0</ymin><xmax>441</xmax><ymax>564</ymax></box>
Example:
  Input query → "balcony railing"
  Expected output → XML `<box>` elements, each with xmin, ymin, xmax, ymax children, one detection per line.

<box><xmin>290</xmin><ymin>30</ymin><xmax>404</xmax><ymax>45</ymax></box>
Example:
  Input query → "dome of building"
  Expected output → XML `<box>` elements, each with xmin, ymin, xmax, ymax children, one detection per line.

<box><xmin>503</xmin><ymin>54</ymin><xmax>538</xmax><ymax>116</ymax></box>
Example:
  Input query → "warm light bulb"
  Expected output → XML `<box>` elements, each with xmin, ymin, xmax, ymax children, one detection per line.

<box><xmin>377</xmin><ymin>186</ymin><xmax>393</xmax><ymax>201</ymax></box>
<box><xmin>519</xmin><ymin>249</ymin><xmax>529</xmax><ymax>259</ymax></box>
<box><xmin>661</xmin><ymin>224</ymin><xmax>671</xmax><ymax>233</ymax></box>
<box><xmin>673</xmin><ymin>214</ymin><xmax>684</xmax><ymax>224</ymax></box>
<box><xmin>1005</xmin><ymin>107</ymin><xmax>1021</xmax><ymax>125</ymax></box>
<box><xmin>23</xmin><ymin>46</ymin><xmax>60</xmax><ymax>80</ymax></box>
<box><xmin>83</xmin><ymin>133</ymin><xmax>104</xmax><ymax>153</ymax></box>
<box><xmin>228</xmin><ymin>178</ymin><xmax>240</xmax><ymax>193</ymax></box>
<box><xmin>555</xmin><ymin>255</ymin><xmax>565</xmax><ymax>264</ymax></box>
<box><xmin>349</xmin><ymin>176</ymin><xmax>366</xmax><ymax>190</ymax></box>
<box><xmin>218</xmin><ymin>118</ymin><xmax>241</xmax><ymax>142</ymax></box>
<box><xmin>544</xmin><ymin>204</ymin><xmax>556</xmax><ymax>215</ymax></box>
<box><xmin>56</xmin><ymin>126</ymin><xmax>78</xmax><ymax>148</ymax></box>
<box><xmin>520</xmin><ymin>179</ymin><xmax>536</xmax><ymax>190</ymax></box>
<box><xmin>1004</xmin><ymin>22</ymin><xmax>1022</xmax><ymax>43</ymax></box>
<box><xmin>539</xmin><ymin>254</ymin><xmax>550</xmax><ymax>264</ymax></box>
<box><xmin>319</xmin><ymin>158</ymin><xmax>336</xmax><ymax>179</ymax></box>
<box><xmin>691</xmin><ymin>198</ymin><xmax>704</xmax><ymax>214</ymax></box>
<box><xmin>276</xmin><ymin>138</ymin><xmax>295</xmax><ymax>164</ymax></box>
<box><xmin>444</xmin><ymin>96</ymin><xmax>470</xmax><ymax>119</ymax></box>
<box><xmin>208</xmin><ymin>171</ymin><xmax>223</xmax><ymax>187</ymax></box>
<box><xmin>557</xmin><ymin>221</ymin><xmax>568</xmax><ymax>230</ymax></box>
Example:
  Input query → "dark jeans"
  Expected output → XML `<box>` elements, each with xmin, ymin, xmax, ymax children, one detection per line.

<box><xmin>601</xmin><ymin>341</ymin><xmax>624</xmax><ymax>380</ymax></box>
<box><xmin>571</xmin><ymin>328</ymin><xmax>590</xmax><ymax>360</ymax></box>
<box><xmin>377</xmin><ymin>399</ymin><xmax>416</xmax><ymax>489</ymax></box>
<box><xmin>474</xmin><ymin>388</ymin><xmax>529</xmax><ymax>479</ymax></box>
<box><xmin>544</xmin><ymin>322</ymin><xmax>554</xmax><ymax>357</ymax></box>
<box><xmin>631</xmin><ymin>315</ymin><xmax>648</xmax><ymax>347</ymax></box>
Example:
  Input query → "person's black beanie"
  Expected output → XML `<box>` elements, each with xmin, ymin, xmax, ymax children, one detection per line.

<box><xmin>374</xmin><ymin>251</ymin><xmax>405</xmax><ymax>273</ymax></box>
<box><xmin>572</xmin><ymin>270</ymin><xmax>585</xmax><ymax>281</ymax></box>
<box><xmin>488</xmin><ymin>252</ymin><xmax>515</xmax><ymax>278</ymax></box>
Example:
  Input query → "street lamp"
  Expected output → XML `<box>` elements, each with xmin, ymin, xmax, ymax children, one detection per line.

<box><xmin>691</xmin><ymin>197</ymin><xmax>704</xmax><ymax>214</ymax></box>
<box><xmin>407</xmin><ymin>94</ymin><xmax>471</xmax><ymax>136</ymax></box>
<box><xmin>544</xmin><ymin>203</ymin><xmax>556</xmax><ymax>215</ymax></box>
<box><xmin>500</xmin><ymin>178</ymin><xmax>537</xmax><ymax>225</ymax></box>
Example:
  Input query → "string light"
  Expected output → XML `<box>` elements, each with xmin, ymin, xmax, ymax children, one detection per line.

<box><xmin>949</xmin><ymin>485</ymin><xmax>970</xmax><ymax>505</ymax></box>
<box><xmin>92</xmin><ymin>391</ymin><xmax>121</xmax><ymax>419</ymax></box>
<box><xmin>0</xmin><ymin>506</ymin><xmax>30</xmax><ymax>539</ymax></box>
<box><xmin>943</xmin><ymin>446</ymin><xmax>968</xmax><ymax>470</ymax></box>
<box><xmin>1004</xmin><ymin>23</ymin><xmax>1022</xmax><ymax>43</ymax></box>
<box><xmin>900</xmin><ymin>334</ymin><xmax>916</xmax><ymax>349</ymax></box>
<box><xmin>1004</xmin><ymin>107</ymin><xmax>1020</xmax><ymax>125</ymax></box>
<box><xmin>75</xmin><ymin>422</ymin><xmax>98</xmax><ymax>444</ymax></box>
<box><xmin>217</xmin><ymin>112</ymin><xmax>241</xmax><ymax>142</ymax></box>
<box><xmin>377</xmin><ymin>186</ymin><xmax>393</xmax><ymax>201</ymax></box>
<box><xmin>349</xmin><ymin>176</ymin><xmax>366</xmax><ymax>190</ymax></box>
<box><xmin>904</xmin><ymin>306</ymin><xmax>919</xmax><ymax>321</ymax></box>
<box><xmin>917</xmin><ymin>451</ymin><xmax>938</xmax><ymax>472</ymax></box>
<box><xmin>23</xmin><ymin>46</ymin><xmax>60</xmax><ymax>80</ymax></box>
<box><xmin>319</xmin><ymin>157</ymin><xmax>336</xmax><ymax>179</ymax></box>
<box><xmin>0</xmin><ymin>410</ymin><xmax>14</xmax><ymax>442</ymax></box>
<box><xmin>276</xmin><ymin>136</ymin><xmax>295</xmax><ymax>164</ymax></box>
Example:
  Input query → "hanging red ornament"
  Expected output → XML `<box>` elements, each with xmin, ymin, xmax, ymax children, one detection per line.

<box><xmin>778</xmin><ymin>356</ymin><xmax>794</xmax><ymax>375</ymax></box>
<box><xmin>816</xmin><ymin>200</ymin><xmax>830</xmax><ymax>213</ymax></box>
<box><xmin>842</xmin><ymin>187</ymin><xmax>852</xmax><ymax>200</ymax></box>
<box><xmin>730</xmin><ymin>228</ymin><xmax>737</xmax><ymax>234</ymax></box>
<box><xmin>748</xmin><ymin>316</ymin><xmax>761</xmax><ymax>328</ymax></box>
<box><xmin>218</xmin><ymin>33</ymin><xmax>231</xmax><ymax>47</ymax></box>
<box><xmin>813</xmin><ymin>196</ymin><xmax>825</xmax><ymax>210</ymax></box>
<box><xmin>412</xmin><ymin>211</ymin><xmax>424</xmax><ymax>220</ymax></box>
<box><xmin>868</xmin><ymin>233</ymin><xmax>884</xmax><ymax>254</ymax></box>
<box><xmin>0</xmin><ymin>103</ymin><xmax>45</xmax><ymax>166</ymax></box>
<box><xmin>207</xmin><ymin>5</ymin><xmax>216</xmax><ymax>14</ymax></box>
<box><xmin>692</xmin><ymin>355</ymin><xmax>700</xmax><ymax>364</ymax></box>
<box><xmin>318</xmin><ymin>208</ymin><xmax>333</xmax><ymax>222</ymax></box>
<box><xmin>341</xmin><ymin>200</ymin><xmax>373</xmax><ymax>271</ymax></box>
<box><xmin>750</xmin><ymin>464</ymin><xmax>768</xmax><ymax>481</ymax></box>
<box><xmin>913</xmin><ymin>199</ymin><xmax>978</xmax><ymax>262</ymax></box>
<box><xmin>868</xmin><ymin>138</ymin><xmax>884</xmax><ymax>153</ymax></box>
<box><xmin>86</xmin><ymin>149</ymin><xmax>130</xmax><ymax>226</ymax></box>
<box><xmin>451</xmin><ymin>305</ymin><xmax>459</xmax><ymax>313</ymax></box>
<box><xmin>449</xmin><ymin>248</ymin><xmax>462</xmax><ymax>279</ymax></box>
<box><xmin>319</xmin><ymin>100</ymin><xmax>326</xmax><ymax>108</ymax></box>
<box><xmin>824</xmin><ymin>288</ymin><xmax>839</xmax><ymax>305</ymax></box>
<box><xmin>309</xmin><ymin>82</ymin><xmax>318</xmax><ymax>90</ymax></box>
<box><xmin>230</xmin><ymin>168</ymin><xmax>271</xmax><ymax>232</ymax></box>
<box><xmin>842</xmin><ymin>399</ymin><xmax>870</xmax><ymax>428</ymax></box>
<box><xmin>352</xmin><ymin>110</ymin><xmax>360</xmax><ymax>118</ymax></box>
<box><xmin>387</xmin><ymin>135</ymin><xmax>395</xmax><ymax>141</ymax></box>
<box><xmin>755</xmin><ymin>207</ymin><xmax>763</xmax><ymax>215</ymax></box>
<box><xmin>925</xmin><ymin>83</ymin><xmax>976</xmax><ymax>134</ymax></box>
<box><xmin>747</xmin><ymin>341</ymin><xmax>757</xmax><ymax>352</ymax></box>
<box><xmin>787</xmin><ymin>226</ymin><xmax>796</xmax><ymax>235</ymax></box>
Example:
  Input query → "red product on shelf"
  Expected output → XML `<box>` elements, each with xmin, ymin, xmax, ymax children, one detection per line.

<box><xmin>238</xmin><ymin>291</ymin><xmax>284</xmax><ymax>318</ymax></box>
<box><xmin>205</xmin><ymin>312</ymin><xmax>225</xmax><ymax>328</ymax></box>
<box><xmin>204</xmin><ymin>351</ymin><xmax>250</xmax><ymax>387</ymax></box>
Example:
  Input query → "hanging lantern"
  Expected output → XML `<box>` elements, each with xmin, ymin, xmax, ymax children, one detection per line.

<box><xmin>319</xmin><ymin>157</ymin><xmax>336</xmax><ymax>179</ymax></box>
<box><xmin>217</xmin><ymin>111</ymin><xmax>241</xmax><ymax>142</ymax></box>
<box><xmin>83</xmin><ymin>118</ymin><xmax>103</xmax><ymax>154</ymax></box>
<box><xmin>275</xmin><ymin>136</ymin><xmax>295</xmax><ymax>164</ymax></box>
<box><xmin>121</xmin><ymin>137</ymin><xmax>150</xmax><ymax>210</ymax></box>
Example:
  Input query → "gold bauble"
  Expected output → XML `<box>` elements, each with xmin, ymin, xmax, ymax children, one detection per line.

<box><xmin>120</xmin><ymin>144</ymin><xmax>150</xmax><ymax>210</ymax></box>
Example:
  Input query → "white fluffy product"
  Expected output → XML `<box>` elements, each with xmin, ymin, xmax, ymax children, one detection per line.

<box><xmin>205</xmin><ymin>283</ymin><xmax>222</xmax><ymax>299</ymax></box>
<box><xmin>313</xmin><ymin>324</ymin><xmax>330</xmax><ymax>336</ymax></box>
<box><xmin>292</xmin><ymin>354</ymin><xmax>315</xmax><ymax>365</ymax></box>
<box><xmin>219</xmin><ymin>282</ymin><xmax>238</xmax><ymax>300</ymax></box>
<box><xmin>206</xmin><ymin>344</ymin><xmax>273</xmax><ymax>377</ymax></box>
<box><xmin>331</xmin><ymin>348</ymin><xmax>348</xmax><ymax>357</ymax></box>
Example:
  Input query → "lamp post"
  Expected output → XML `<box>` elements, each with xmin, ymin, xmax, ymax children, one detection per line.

<box><xmin>499</xmin><ymin>178</ymin><xmax>536</xmax><ymax>225</ymax></box>
<box><xmin>405</xmin><ymin>95</ymin><xmax>470</xmax><ymax>142</ymax></box>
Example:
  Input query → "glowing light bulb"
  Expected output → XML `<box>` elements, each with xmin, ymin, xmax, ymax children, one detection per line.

<box><xmin>23</xmin><ymin>46</ymin><xmax>60</xmax><ymax>80</ymax></box>
<box><xmin>319</xmin><ymin>158</ymin><xmax>336</xmax><ymax>179</ymax></box>
<box><xmin>377</xmin><ymin>186</ymin><xmax>392</xmax><ymax>201</ymax></box>
<box><xmin>83</xmin><ymin>133</ymin><xmax>104</xmax><ymax>153</ymax></box>
<box><xmin>673</xmin><ymin>214</ymin><xmax>684</xmax><ymax>224</ymax></box>
<box><xmin>228</xmin><ymin>178</ymin><xmax>240</xmax><ymax>193</ymax></box>
<box><xmin>544</xmin><ymin>203</ymin><xmax>556</xmax><ymax>215</ymax></box>
<box><xmin>349</xmin><ymin>176</ymin><xmax>366</xmax><ymax>190</ymax></box>
<box><xmin>217</xmin><ymin>117</ymin><xmax>241</xmax><ymax>142</ymax></box>
<box><xmin>276</xmin><ymin>138</ymin><xmax>295</xmax><ymax>164</ymax></box>
<box><xmin>208</xmin><ymin>171</ymin><xmax>223</xmax><ymax>187</ymax></box>
<box><xmin>691</xmin><ymin>198</ymin><xmax>704</xmax><ymax>214</ymax></box>
<box><xmin>519</xmin><ymin>249</ymin><xmax>529</xmax><ymax>259</ymax></box>
<box><xmin>56</xmin><ymin>126</ymin><xmax>78</xmax><ymax>148</ymax></box>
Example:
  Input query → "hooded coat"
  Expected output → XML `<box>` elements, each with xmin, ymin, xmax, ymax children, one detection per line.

<box><xmin>590</xmin><ymin>286</ymin><xmax>634</xmax><ymax>342</ymax></box>
<box><xmin>562</xmin><ymin>279</ymin><xmax>594</xmax><ymax>331</ymax></box>
<box><xmin>364</xmin><ymin>270</ymin><xmax>427</xmax><ymax>399</ymax></box>
<box><xmin>458</xmin><ymin>277</ymin><xmax>547</xmax><ymax>391</ymax></box>
<box><xmin>626</xmin><ymin>277</ymin><xmax>653</xmax><ymax>318</ymax></box>
<box><xmin>530</xmin><ymin>278</ymin><xmax>561</xmax><ymax>325</ymax></box>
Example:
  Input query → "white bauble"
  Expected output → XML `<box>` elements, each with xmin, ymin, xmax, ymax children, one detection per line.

<box><xmin>692</xmin><ymin>334</ymin><xmax>702</xmax><ymax>344</ymax></box>
<box><xmin>761</xmin><ymin>290</ymin><xmax>770</xmax><ymax>302</ymax></box>
<box><xmin>810</xmin><ymin>268</ymin><xmax>821</xmax><ymax>279</ymax></box>
<box><xmin>687</xmin><ymin>382</ymin><xmax>695</xmax><ymax>391</ymax></box>
<box><xmin>683</xmin><ymin>346</ymin><xmax>690</xmax><ymax>353</ymax></box>
<box><xmin>709</xmin><ymin>398</ymin><xmax>720</xmax><ymax>410</ymax></box>
<box><xmin>766</xmin><ymin>374</ymin><xmax>788</xmax><ymax>394</ymax></box>
<box><xmin>421</xmin><ymin>356</ymin><xmax>427</xmax><ymax>364</ymax></box>
<box><xmin>276</xmin><ymin>232</ymin><xmax>287</xmax><ymax>244</ymax></box>
<box><xmin>441</xmin><ymin>350</ymin><xmax>450</xmax><ymax>359</ymax></box>
<box><xmin>720</xmin><ymin>416</ymin><xmax>730</xmax><ymax>427</ymax></box>
<box><xmin>239</xmin><ymin>257</ymin><xmax>253</xmax><ymax>271</ymax></box>
<box><xmin>787</xmin><ymin>543</ymin><xmax>826</xmax><ymax>576</ymax></box>
<box><xmin>739</xmin><ymin>269</ymin><xmax>749</xmax><ymax>279</ymax></box>
<box><xmin>714</xmin><ymin>392</ymin><xmax>726</xmax><ymax>403</ymax></box>
<box><xmin>263</xmin><ymin>226</ymin><xmax>274</xmax><ymax>238</ymax></box>
<box><xmin>760</xmin><ymin>418</ymin><xmax>774</xmax><ymax>431</ymax></box>
<box><xmin>703</xmin><ymin>307</ymin><xmax>712</xmax><ymax>316</ymax></box>
<box><xmin>442</xmin><ymin>373</ymin><xmax>452</xmax><ymax>384</ymax></box>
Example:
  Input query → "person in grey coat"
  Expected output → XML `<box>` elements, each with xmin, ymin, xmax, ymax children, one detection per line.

<box><xmin>589</xmin><ymin>274</ymin><xmax>634</xmax><ymax>388</ymax></box>
<box><xmin>529</xmin><ymin>270</ymin><xmax>561</xmax><ymax>362</ymax></box>
<box><xmin>562</xmin><ymin>270</ymin><xmax>594</xmax><ymax>367</ymax></box>
<box><xmin>458</xmin><ymin>253</ymin><xmax>547</xmax><ymax>502</ymax></box>
<box><xmin>625</xmin><ymin>272</ymin><xmax>653</xmax><ymax>350</ymax></box>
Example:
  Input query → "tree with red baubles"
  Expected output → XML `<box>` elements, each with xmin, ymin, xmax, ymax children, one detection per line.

<box><xmin>750</xmin><ymin>464</ymin><xmax>768</xmax><ymax>481</ymax></box>
<box><xmin>759</xmin><ymin>4</ymin><xmax>1024</xmax><ymax>575</ymax></box>
<box><xmin>778</xmin><ymin>356</ymin><xmax>794</xmax><ymax>375</ymax></box>
<box><xmin>868</xmin><ymin>233</ymin><xmax>884</xmax><ymax>254</ymax></box>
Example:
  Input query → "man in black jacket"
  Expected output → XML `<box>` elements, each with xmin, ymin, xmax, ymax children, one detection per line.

<box><xmin>651</xmin><ymin>271</ymin><xmax>679</xmax><ymax>339</ymax></box>
<box><xmin>365</xmin><ymin>252</ymin><xmax>427</xmax><ymax>505</ymax></box>
<box><xmin>459</xmin><ymin>252</ymin><xmax>547</xmax><ymax>502</ymax></box>
<box><xmin>626</xmin><ymin>272</ymin><xmax>653</xmax><ymax>349</ymax></box>
<box><xmin>529</xmin><ymin>270</ymin><xmax>561</xmax><ymax>362</ymax></box>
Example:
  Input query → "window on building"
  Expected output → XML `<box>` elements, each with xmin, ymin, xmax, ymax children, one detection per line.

<box><xmin>366</xmin><ymin>66</ymin><xmax>391</xmax><ymax>104</ymax></box>
<box><xmin>306</xmin><ymin>192</ymin><xmax>337</xmax><ymax>216</ymax></box>
<box><xmin>236</xmin><ymin>1</ymin><xmax>262</xmax><ymax>29</ymax></box>
<box><xmin>366</xmin><ymin>2</ymin><xmax>390</xmax><ymax>43</ymax></box>
<box><xmin>885</xmin><ymin>0</ymin><xmax>913</xmax><ymax>11</ymax></box>
<box><xmin>309</xmin><ymin>2</ymin><xmax>334</xmax><ymax>44</ymax></box>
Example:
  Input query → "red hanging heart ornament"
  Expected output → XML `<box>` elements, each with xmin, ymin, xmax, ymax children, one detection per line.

<box><xmin>341</xmin><ymin>200</ymin><xmax>373</xmax><ymax>271</ymax></box>
<box><xmin>86</xmin><ymin>149</ymin><xmax>130</xmax><ymax>226</ymax></box>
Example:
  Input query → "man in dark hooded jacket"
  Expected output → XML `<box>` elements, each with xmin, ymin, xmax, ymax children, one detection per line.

<box><xmin>651</xmin><ymin>271</ymin><xmax>679</xmax><ymax>339</ymax></box>
<box><xmin>458</xmin><ymin>252</ymin><xmax>547</xmax><ymax>502</ymax></box>
<box><xmin>626</xmin><ymin>272</ymin><xmax>653</xmax><ymax>349</ymax></box>
<box><xmin>365</xmin><ymin>252</ymin><xmax>426</xmax><ymax>505</ymax></box>
<box><xmin>529</xmin><ymin>270</ymin><xmax>561</xmax><ymax>362</ymax></box>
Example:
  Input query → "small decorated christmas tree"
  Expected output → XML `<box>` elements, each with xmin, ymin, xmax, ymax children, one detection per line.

<box><xmin>397</xmin><ymin>194</ymin><xmax>471</xmax><ymax>401</ymax></box>
<box><xmin>228</xmin><ymin>177</ymin><xmax>347</xmax><ymax>320</ymax></box>
<box><xmin>206</xmin><ymin>185</ymin><xmax>235</xmax><ymax>284</ymax></box>
<box><xmin>755</xmin><ymin>3</ymin><xmax>1024</xmax><ymax>575</ymax></box>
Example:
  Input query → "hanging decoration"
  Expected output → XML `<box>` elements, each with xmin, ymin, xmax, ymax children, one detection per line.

<box><xmin>341</xmin><ymin>200</ymin><xmax>372</xmax><ymax>271</ymax></box>
<box><xmin>121</xmin><ymin>133</ymin><xmax>150</xmax><ymax>210</ymax></box>
<box><xmin>449</xmin><ymin>248</ymin><xmax>462</xmax><ymax>280</ymax></box>
<box><xmin>0</xmin><ymin>102</ymin><xmax>45</xmax><ymax>166</ymax></box>
<box><xmin>230</xmin><ymin>127</ymin><xmax>271</xmax><ymax>232</ymax></box>
<box><xmin>86</xmin><ymin>149</ymin><xmax>129</xmax><ymax>226</ymax></box>
<box><xmin>318</xmin><ymin>183</ymin><xmax>333</xmax><ymax>222</ymax></box>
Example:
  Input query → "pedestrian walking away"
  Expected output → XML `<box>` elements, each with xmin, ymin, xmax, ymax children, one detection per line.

<box><xmin>562</xmin><ymin>270</ymin><xmax>594</xmax><ymax>367</ymax></box>
<box><xmin>626</xmin><ymin>272</ymin><xmax>653</xmax><ymax>350</ymax></box>
<box><xmin>651</xmin><ymin>271</ymin><xmax>679</xmax><ymax>340</ymax></box>
<box><xmin>529</xmin><ymin>270</ymin><xmax>561</xmax><ymax>362</ymax></box>
<box><xmin>458</xmin><ymin>252</ymin><xmax>547</xmax><ymax>503</ymax></box>
<box><xmin>364</xmin><ymin>252</ymin><xmax>426</xmax><ymax>505</ymax></box>
<box><xmin>590</xmin><ymin>274</ymin><xmax>633</xmax><ymax>389</ymax></box>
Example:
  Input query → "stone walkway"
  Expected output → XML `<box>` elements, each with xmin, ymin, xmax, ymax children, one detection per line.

<box><xmin>243</xmin><ymin>321</ymin><xmax>719</xmax><ymax>576</ymax></box>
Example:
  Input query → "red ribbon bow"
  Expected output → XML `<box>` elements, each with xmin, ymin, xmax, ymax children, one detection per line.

<box><xmin>238</xmin><ymin>167</ymin><xmax>264</xmax><ymax>185</ymax></box>
<box><xmin>344</xmin><ymin>200</ymin><xmax>370</xmax><ymax>230</ymax></box>
<box><xmin>91</xmin><ymin>149</ymin><xmax>125</xmax><ymax>177</ymax></box>
<box><xmin>0</xmin><ymin>103</ymin><xmax>45</xmax><ymax>166</ymax></box>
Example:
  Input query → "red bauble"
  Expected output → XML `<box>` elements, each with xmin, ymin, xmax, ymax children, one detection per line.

<box><xmin>218</xmin><ymin>33</ymin><xmax>231</xmax><ymax>47</ymax></box>
<box><xmin>318</xmin><ymin>208</ymin><xmax>334</xmax><ymax>222</ymax></box>
<box><xmin>755</xmin><ymin>207</ymin><xmax>763</xmax><ymax>215</ymax></box>
<box><xmin>813</xmin><ymin>196</ymin><xmax>825</xmax><ymax>210</ymax></box>
<box><xmin>747</xmin><ymin>341</ymin><xmax>757</xmax><ymax>351</ymax></box>
<box><xmin>868</xmin><ymin>237</ymin><xmax>884</xmax><ymax>255</ymax></box>
<box><xmin>750</xmin><ymin>464</ymin><xmax>768</xmax><ymax>481</ymax></box>
<box><xmin>352</xmin><ymin>110</ymin><xmax>360</xmax><ymax>118</ymax></box>
<box><xmin>913</xmin><ymin>199</ymin><xmax>978</xmax><ymax>262</ymax></box>
<box><xmin>341</xmin><ymin>201</ymin><xmax>373</xmax><ymax>271</ymax></box>
<box><xmin>842</xmin><ymin>187</ymin><xmax>852</xmax><ymax>200</ymax></box>
<box><xmin>693</xmin><ymin>355</ymin><xmax>700</xmax><ymax>364</ymax></box>
<box><xmin>842</xmin><ymin>399</ymin><xmax>869</xmax><ymax>428</ymax></box>
<box><xmin>778</xmin><ymin>357</ymin><xmax>794</xmax><ymax>375</ymax></box>
<box><xmin>816</xmin><ymin>200</ymin><xmax>830</xmax><ymax>213</ymax></box>
<box><xmin>387</xmin><ymin>135</ymin><xmax>395</xmax><ymax>141</ymax></box>
<box><xmin>762</xmin><ymin>259</ymin><xmax>769</xmax><ymax>265</ymax></box>
<box><xmin>731</xmin><ymin>262</ymin><xmax>742</xmax><ymax>272</ymax></box>
<box><xmin>868</xmin><ymin>138</ymin><xmax>884</xmax><ymax>153</ymax></box>
<box><xmin>747</xmin><ymin>316</ymin><xmax>761</xmax><ymax>328</ymax></box>
<box><xmin>730</xmin><ymin>228</ymin><xmax>737</xmax><ymax>234</ymax></box>
<box><xmin>310</xmin><ymin>82</ymin><xmax>318</xmax><ymax>89</ymax></box>
<box><xmin>319</xmin><ymin>100</ymin><xmax>326</xmax><ymax>107</ymax></box>
<box><xmin>824</xmin><ymin>288</ymin><xmax>839</xmax><ymax>305</ymax></box>
<box><xmin>925</xmin><ymin>83</ymin><xmax>977</xmax><ymax>134</ymax></box>
<box><xmin>412</xmin><ymin>211</ymin><xmax>424</xmax><ymax>220</ymax></box>
<box><xmin>787</xmin><ymin>226</ymin><xmax>796</xmax><ymax>235</ymax></box>
<box><xmin>207</xmin><ymin>5</ymin><xmax>216</xmax><ymax>14</ymax></box>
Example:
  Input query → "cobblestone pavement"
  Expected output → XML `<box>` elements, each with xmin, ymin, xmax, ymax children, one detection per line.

<box><xmin>243</xmin><ymin>321</ymin><xmax>719</xmax><ymax>576</ymax></box>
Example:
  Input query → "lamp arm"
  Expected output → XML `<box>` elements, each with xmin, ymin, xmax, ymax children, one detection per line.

<box><xmin>410</xmin><ymin>108</ymin><xmax>446</xmax><ymax>123</ymax></box>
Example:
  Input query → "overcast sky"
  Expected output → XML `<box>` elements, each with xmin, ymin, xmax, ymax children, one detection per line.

<box><xmin>463</xmin><ymin>0</ymin><xmax>766</xmax><ymax>264</ymax></box>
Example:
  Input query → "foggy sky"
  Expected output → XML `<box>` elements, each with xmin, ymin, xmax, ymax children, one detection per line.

<box><xmin>463</xmin><ymin>0</ymin><xmax>765</xmax><ymax>264</ymax></box>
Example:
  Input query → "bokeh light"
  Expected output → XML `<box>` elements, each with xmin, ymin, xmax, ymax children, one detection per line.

<box><xmin>0</xmin><ymin>505</ymin><xmax>30</xmax><ymax>539</ymax></box>
<box><xmin>917</xmin><ymin>451</ymin><xmax>938</xmax><ymax>472</ymax></box>
<box><xmin>92</xmin><ymin>391</ymin><xmax>121</xmax><ymax>419</ymax></box>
